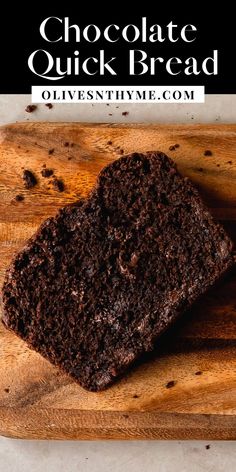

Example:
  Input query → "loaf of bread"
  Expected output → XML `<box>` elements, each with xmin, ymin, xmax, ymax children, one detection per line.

<box><xmin>2</xmin><ymin>152</ymin><xmax>234</xmax><ymax>390</ymax></box>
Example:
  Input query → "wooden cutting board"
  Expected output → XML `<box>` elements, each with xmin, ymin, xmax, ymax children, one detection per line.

<box><xmin>0</xmin><ymin>122</ymin><xmax>236</xmax><ymax>440</ymax></box>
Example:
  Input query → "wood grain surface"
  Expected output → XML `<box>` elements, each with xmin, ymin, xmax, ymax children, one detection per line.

<box><xmin>0</xmin><ymin>122</ymin><xmax>236</xmax><ymax>440</ymax></box>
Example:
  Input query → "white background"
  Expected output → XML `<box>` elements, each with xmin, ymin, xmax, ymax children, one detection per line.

<box><xmin>0</xmin><ymin>94</ymin><xmax>236</xmax><ymax>472</ymax></box>
<box><xmin>0</xmin><ymin>94</ymin><xmax>235</xmax><ymax>125</ymax></box>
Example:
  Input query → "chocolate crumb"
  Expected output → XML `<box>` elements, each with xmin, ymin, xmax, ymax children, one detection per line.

<box><xmin>42</xmin><ymin>164</ymin><xmax>46</xmax><ymax>168</ymax></box>
<box><xmin>169</xmin><ymin>144</ymin><xmax>180</xmax><ymax>151</ymax></box>
<box><xmin>45</xmin><ymin>103</ymin><xmax>53</xmax><ymax>109</ymax></box>
<box><xmin>133</xmin><ymin>394</ymin><xmax>139</xmax><ymax>398</ymax></box>
<box><xmin>228</xmin><ymin>161</ymin><xmax>232</xmax><ymax>164</ymax></box>
<box><xmin>41</xmin><ymin>169</ymin><xmax>53</xmax><ymax>178</ymax></box>
<box><xmin>106</xmin><ymin>104</ymin><xmax>110</xmax><ymax>106</ymax></box>
<box><xmin>119</xmin><ymin>149</ymin><xmax>124</xmax><ymax>155</ymax></box>
<box><xmin>70</xmin><ymin>143</ymin><xmax>74</xmax><ymax>147</ymax></box>
<box><xmin>195</xmin><ymin>371</ymin><xmax>202</xmax><ymax>376</ymax></box>
<box><xmin>53</xmin><ymin>178</ymin><xmax>64</xmax><ymax>192</ymax></box>
<box><xmin>205</xmin><ymin>445</ymin><xmax>210</xmax><ymax>450</ymax></box>
<box><xmin>107</xmin><ymin>140</ymin><xmax>112</xmax><ymax>145</ymax></box>
<box><xmin>48</xmin><ymin>149</ymin><xmax>54</xmax><ymax>155</ymax></box>
<box><xmin>15</xmin><ymin>194</ymin><xmax>24</xmax><ymax>202</ymax></box>
<box><xmin>123</xmin><ymin>414</ymin><xmax>129</xmax><ymax>418</ymax></box>
<box><xmin>22</xmin><ymin>170</ymin><xmax>37</xmax><ymax>189</ymax></box>
<box><xmin>68</xmin><ymin>157</ymin><xmax>72</xmax><ymax>161</ymax></box>
<box><xmin>25</xmin><ymin>104</ymin><xmax>37</xmax><ymax>113</ymax></box>
<box><xmin>166</xmin><ymin>380</ymin><xmax>176</xmax><ymax>389</ymax></box>
<box><xmin>197</xmin><ymin>167</ymin><xmax>204</xmax><ymax>172</ymax></box>
<box><xmin>64</xmin><ymin>142</ymin><xmax>69</xmax><ymax>147</ymax></box>
<box><xmin>109</xmin><ymin>113</ymin><xmax>113</xmax><ymax>116</ymax></box>
<box><xmin>4</xmin><ymin>388</ymin><xmax>9</xmax><ymax>393</ymax></box>
<box><xmin>122</xmin><ymin>111</ymin><xmax>129</xmax><ymax>116</ymax></box>
<box><xmin>204</xmin><ymin>150</ymin><xmax>213</xmax><ymax>156</ymax></box>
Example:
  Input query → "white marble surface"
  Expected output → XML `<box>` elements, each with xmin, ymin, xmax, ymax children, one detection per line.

<box><xmin>0</xmin><ymin>94</ymin><xmax>236</xmax><ymax>472</ymax></box>
<box><xmin>1</xmin><ymin>439</ymin><xmax>236</xmax><ymax>472</ymax></box>
<box><xmin>0</xmin><ymin>94</ymin><xmax>236</xmax><ymax>125</ymax></box>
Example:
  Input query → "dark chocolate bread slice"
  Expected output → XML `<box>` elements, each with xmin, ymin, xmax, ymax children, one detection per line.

<box><xmin>2</xmin><ymin>152</ymin><xmax>234</xmax><ymax>391</ymax></box>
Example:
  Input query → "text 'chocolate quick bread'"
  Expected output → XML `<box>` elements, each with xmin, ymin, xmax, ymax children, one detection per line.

<box><xmin>2</xmin><ymin>152</ymin><xmax>234</xmax><ymax>391</ymax></box>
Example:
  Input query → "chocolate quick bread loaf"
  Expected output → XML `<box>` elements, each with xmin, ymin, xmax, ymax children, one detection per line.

<box><xmin>2</xmin><ymin>152</ymin><xmax>234</xmax><ymax>391</ymax></box>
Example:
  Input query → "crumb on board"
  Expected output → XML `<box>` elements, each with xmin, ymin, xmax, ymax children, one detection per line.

<box><xmin>22</xmin><ymin>170</ymin><xmax>37</xmax><ymax>189</ymax></box>
<box><xmin>166</xmin><ymin>380</ymin><xmax>176</xmax><ymax>389</ymax></box>
<box><xmin>205</xmin><ymin>445</ymin><xmax>210</xmax><ymax>450</ymax></box>
<box><xmin>204</xmin><ymin>150</ymin><xmax>213</xmax><ymax>156</ymax></box>
<box><xmin>45</xmin><ymin>103</ymin><xmax>53</xmax><ymax>109</ymax></box>
<box><xmin>41</xmin><ymin>169</ymin><xmax>54</xmax><ymax>178</ymax></box>
<box><xmin>169</xmin><ymin>144</ymin><xmax>180</xmax><ymax>151</ymax></box>
<box><xmin>25</xmin><ymin>104</ymin><xmax>37</xmax><ymax>113</ymax></box>
<box><xmin>53</xmin><ymin>178</ymin><xmax>65</xmax><ymax>192</ymax></box>
<box><xmin>122</xmin><ymin>111</ymin><xmax>129</xmax><ymax>116</ymax></box>
<box><xmin>15</xmin><ymin>194</ymin><xmax>24</xmax><ymax>202</ymax></box>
